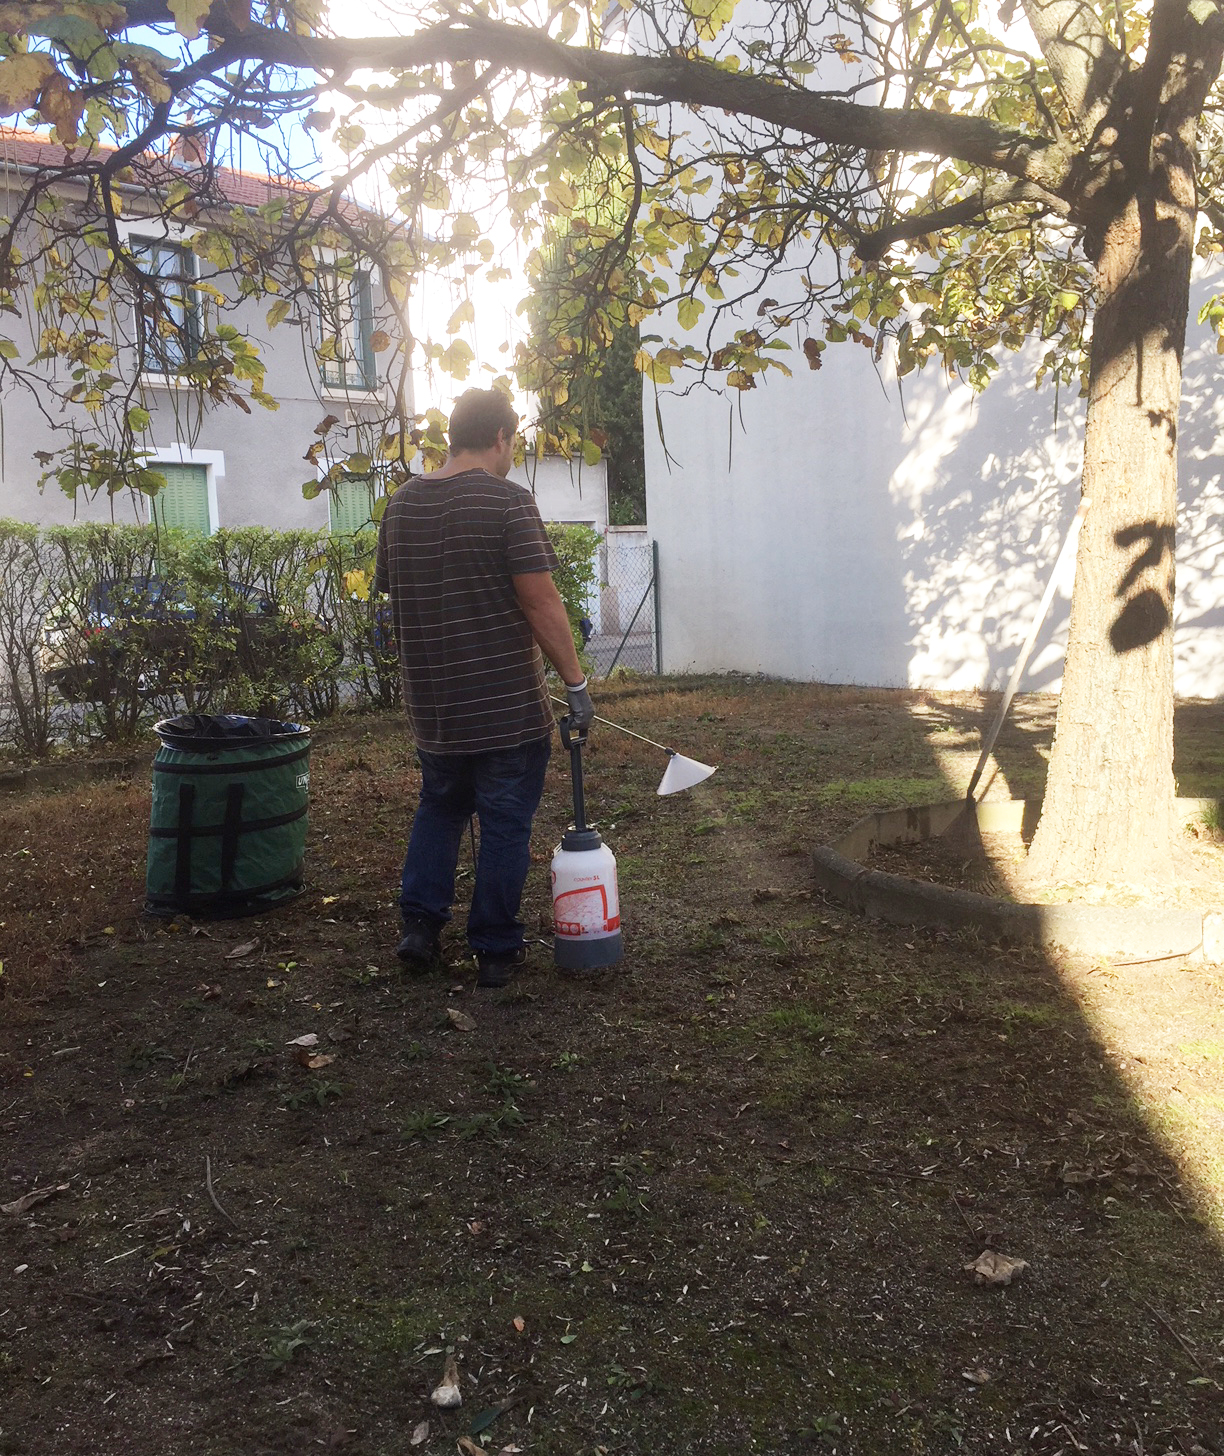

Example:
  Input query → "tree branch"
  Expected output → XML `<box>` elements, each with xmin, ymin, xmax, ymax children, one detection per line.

<box><xmin>856</xmin><ymin>178</ymin><xmax>1071</xmax><ymax>261</ymax></box>
<box><xmin>175</xmin><ymin>17</ymin><xmax>1076</xmax><ymax>198</ymax></box>
<box><xmin>1019</xmin><ymin>0</ymin><xmax>1129</xmax><ymax>141</ymax></box>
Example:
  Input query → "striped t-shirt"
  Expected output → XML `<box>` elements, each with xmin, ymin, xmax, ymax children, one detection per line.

<box><xmin>373</xmin><ymin>469</ymin><xmax>559</xmax><ymax>753</ymax></box>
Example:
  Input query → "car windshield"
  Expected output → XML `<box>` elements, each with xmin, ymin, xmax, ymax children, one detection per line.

<box><xmin>87</xmin><ymin>577</ymin><xmax>188</xmax><ymax>618</ymax></box>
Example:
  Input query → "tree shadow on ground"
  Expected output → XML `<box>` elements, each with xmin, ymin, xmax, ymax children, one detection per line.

<box><xmin>1</xmin><ymin>682</ymin><xmax>1222</xmax><ymax>1455</ymax></box>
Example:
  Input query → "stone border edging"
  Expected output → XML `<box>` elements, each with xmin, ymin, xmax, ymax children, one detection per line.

<box><xmin>812</xmin><ymin>798</ymin><xmax>1222</xmax><ymax>962</ymax></box>
<box><xmin>0</xmin><ymin>754</ymin><xmax>141</xmax><ymax>796</ymax></box>
<box><xmin>0</xmin><ymin>711</ymin><xmax>412</xmax><ymax>799</ymax></box>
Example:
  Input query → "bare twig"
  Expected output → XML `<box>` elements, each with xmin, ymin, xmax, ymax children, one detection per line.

<box><xmin>1131</xmin><ymin>1293</ymin><xmax>1218</xmax><ymax>1385</ymax></box>
<box><xmin>204</xmin><ymin>1155</ymin><xmax>241</xmax><ymax>1229</ymax></box>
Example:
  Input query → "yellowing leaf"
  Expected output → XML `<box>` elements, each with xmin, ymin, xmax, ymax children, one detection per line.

<box><xmin>37</xmin><ymin>72</ymin><xmax>84</xmax><ymax>140</ymax></box>
<box><xmin>683</xmin><ymin>0</ymin><xmax>737</xmax><ymax>40</ymax></box>
<box><xmin>420</xmin><ymin>174</ymin><xmax>451</xmax><ymax>211</ymax></box>
<box><xmin>343</xmin><ymin>569</ymin><xmax>370</xmax><ymax>601</ymax></box>
<box><xmin>633</xmin><ymin>349</ymin><xmax>673</xmax><ymax>384</ymax></box>
<box><xmin>0</xmin><ymin>53</ymin><xmax>54</xmax><ymax>115</ymax></box>
<box><xmin>447</xmin><ymin>300</ymin><xmax>475</xmax><ymax>335</ymax></box>
<box><xmin>126</xmin><ymin>55</ymin><xmax>172</xmax><ymax>105</ymax></box>
<box><xmin>167</xmin><ymin>0</ymin><xmax>214</xmax><ymax>40</ymax></box>
<box><xmin>266</xmin><ymin>298</ymin><xmax>291</xmax><ymax>329</ymax></box>
<box><xmin>582</xmin><ymin>438</ymin><xmax>602</xmax><ymax>467</ymax></box>
<box><xmin>440</xmin><ymin>338</ymin><xmax>475</xmax><ymax>379</ymax></box>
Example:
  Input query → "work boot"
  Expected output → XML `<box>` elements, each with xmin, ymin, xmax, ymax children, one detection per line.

<box><xmin>396</xmin><ymin>914</ymin><xmax>442</xmax><ymax>971</ymax></box>
<box><xmin>475</xmin><ymin>947</ymin><xmax>526</xmax><ymax>989</ymax></box>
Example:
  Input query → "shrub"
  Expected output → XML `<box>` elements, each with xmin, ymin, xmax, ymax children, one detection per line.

<box><xmin>546</xmin><ymin>522</ymin><xmax>601</xmax><ymax>661</ymax></box>
<box><xmin>0</xmin><ymin>522</ymin><xmax>54</xmax><ymax>757</ymax></box>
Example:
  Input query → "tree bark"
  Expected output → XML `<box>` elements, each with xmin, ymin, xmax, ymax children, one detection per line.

<box><xmin>1026</xmin><ymin>189</ymin><xmax>1189</xmax><ymax>883</ymax></box>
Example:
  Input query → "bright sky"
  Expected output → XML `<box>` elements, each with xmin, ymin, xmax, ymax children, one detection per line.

<box><xmin>319</xmin><ymin>0</ymin><xmax>541</xmax><ymax>427</ymax></box>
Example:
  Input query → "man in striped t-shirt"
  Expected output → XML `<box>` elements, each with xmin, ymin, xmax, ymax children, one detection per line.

<box><xmin>374</xmin><ymin>388</ymin><xmax>595</xmax><ymax>988</ymax></box>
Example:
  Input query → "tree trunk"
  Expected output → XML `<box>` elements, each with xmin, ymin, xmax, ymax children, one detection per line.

<box><xmin>1026</xmin><ymin>185</ymin><xmax>1191</xmax><ymax>885</ymax></box>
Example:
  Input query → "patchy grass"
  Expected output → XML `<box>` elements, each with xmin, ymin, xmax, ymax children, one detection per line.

<box><xmin>1</xmin><ymin>681</ymin><xmax>1224</xmax><ymax>1455</ymax></box>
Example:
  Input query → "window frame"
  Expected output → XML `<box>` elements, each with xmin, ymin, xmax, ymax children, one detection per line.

<box><xmin>129</xmin><ymin>233</ymin><xmax>202</xmax><ymax>377</ymax></box>
<box><xmin>316</xmin><ymin>262</ymin><xmax>376</xmax><ymax>393</ymax></box>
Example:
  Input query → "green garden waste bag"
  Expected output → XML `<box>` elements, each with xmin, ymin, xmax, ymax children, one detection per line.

<box><xmin>145</xmin><ymin>714</ymin><xmax>310</xmax><ymax>919</ymax></box>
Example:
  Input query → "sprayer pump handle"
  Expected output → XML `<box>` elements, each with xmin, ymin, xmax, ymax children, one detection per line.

<box><xmin>558</xmin><ymin>714</ymin><xmax>587</xmax><ymax>751</ymax></box>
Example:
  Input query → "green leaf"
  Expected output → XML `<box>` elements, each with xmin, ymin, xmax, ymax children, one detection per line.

<box><xmin>468</xmin><ymin>1407</ymin><xmax>504</xmax><ymax>1437</ymax></box>
<box><xmin>126</xmin><ymin>406</ymin><xmax>151</xmax><ymax>432</ymax></box>
<box><xmin>677</xmin><ymin>296</ymin><xmax>705</xmax><ymax>331</ymax></box>
<box><xmin>582</xmin><ymin>438</ymin><xmax>602</xmax><ymax>467</ymax></box>
<box><xmin>0</xmin><ymin>338</ymin><xmax>18</xmax><ymax>360</ymax></box>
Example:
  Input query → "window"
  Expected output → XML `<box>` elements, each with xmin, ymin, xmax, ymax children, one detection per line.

<box><xmin>150</xmin><ymin>461</ymin><xmax>211</xmax><ymax>534</ymax></box>
<box><xmin>329</xmin><ymin>476</ymin><xmax>378</xmax><ymax>535</ymax></box>
<box><xmin>132</xmin><ymin>236</ymin><xmax>200</xmax><ymax>372</ymax></box>
<box><xmin>317</xmin><ymin>266</ymin><xmax>375</xmax><ymax>390</ymax></box>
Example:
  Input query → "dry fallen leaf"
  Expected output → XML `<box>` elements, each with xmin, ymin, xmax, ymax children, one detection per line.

<box><xmin>195</xmin><ymin>983</ymin><xmax>222</xmax><ymax>1000</ymax></box>
<box><xmin>431</xmin><ymin>1352</ymin><xmax>462</xmax><ymax>1408</ymax></box>
<box><xmin>457</xmin><ymin>1439</ymin><xmax>487</xmax><ymax>1456</ymax></box>
<box><xmin>2</xmin><ymin>1183</ymin><xmax>69</xmax><ymax>1215</ymax></box>
<box><xmin>410</xmin><ymin>1421</ymin><xmax>430</xmax><ymax>1447</ymax></box>
<box><xmin>964</xmin><ymin>1250</ymin><xmax>1029</xmax><ymax>1286</ymax></box>
<box><xmin>1059</xmin><ymin>1165</ymin><xmax>1097</xmax><ymax>1185</ymax></box>
<box><xmin>512</xmin><ymin>1315</ymin><xmax>525</xmax><ymax>1333</ymax></box>
<box><xmin>225</xmin><ymin>939</ymin><xmax>260</xmax><ymax>959</ymax></box>
<box><xmin>446</xmin><ymin>1008</ymin><xmax>477</xmax><ymax>1033</ymax></box>
<box><xmin>292</xmin><ymin>1049</ymin><xmax>336</xmax><ymax>1070</ymax></box>
<box><xmin>961</xmin><ymin>1366</ymin><xmax>991</xmax><ymax>1385</ymax></box>
<box><xmin>286</xmin><ymin>1034</ymin><xmax>319</xmax><ymax>1048</ymax></box>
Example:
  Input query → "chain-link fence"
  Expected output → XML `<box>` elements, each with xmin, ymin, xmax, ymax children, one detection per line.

<box><xmin>590</xmin><ymin>530</ymin><xmax>658</xmax><ymax>676</ymax></box>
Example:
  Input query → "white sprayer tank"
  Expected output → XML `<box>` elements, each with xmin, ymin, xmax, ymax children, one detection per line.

<box><xmin>551</xmin><ymin>828</ymin><xmax>622</xmax><ymax>970</ymax></box>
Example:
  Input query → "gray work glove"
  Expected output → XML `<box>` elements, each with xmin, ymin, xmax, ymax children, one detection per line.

<box><xmin>565</xmin><ymin>677</ymin><xmax>595</xmax><ymax>732</ymax></box>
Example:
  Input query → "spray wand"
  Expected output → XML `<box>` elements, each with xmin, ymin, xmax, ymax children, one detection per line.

<box><xmin>548</xmin><ymin>695</ymin><xmax>717</xmax><ymax>795</ymax></box>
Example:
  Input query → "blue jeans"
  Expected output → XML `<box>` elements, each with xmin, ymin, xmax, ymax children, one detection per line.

<box><xmin>400</xmin><ymin>736</ymin><xmax>551</xmax><ymax>956</ymax></box>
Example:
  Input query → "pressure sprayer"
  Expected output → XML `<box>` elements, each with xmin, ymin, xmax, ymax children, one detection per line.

<box><xmin>551</xmin><ymin>715</ymin><xmax>623</xmax><ymax>970</ymax></box>
<box><xmin>548</xmin><ymin>698</ymin><xmax>719</xmax><ymax>970</ymax></box>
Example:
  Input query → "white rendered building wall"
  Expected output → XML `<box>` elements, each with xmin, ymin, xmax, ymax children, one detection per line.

<box><xmin>646</xmin><ymin>264</ymin><xmax>1224</xmax><ymax>697</ymax></box>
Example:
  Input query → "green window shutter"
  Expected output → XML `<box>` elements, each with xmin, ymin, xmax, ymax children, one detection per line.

<box><xmin>151</xmin><ymin>462</ymin><xmax>211</xmax><ymax>534</ymax></box>
<box><xmin>356</xmin><ymin>271</ymin><xmax>375</xmax><ymax>387</ymax></box>
<box><xmin>330</xmin><ymin>476</ymin><xmax>376</xmax><ymax>535</ymax></box>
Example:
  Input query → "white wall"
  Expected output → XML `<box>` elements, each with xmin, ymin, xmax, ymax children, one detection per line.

<box><xmin>518</xmin><ymin>453</ymin><xmax>608</xmax><ymax>529</ymax></box>
<box><xmin>646</xmin><ymin>264</ymin><xmax>1224</xmax><ymax>697</ymax></box>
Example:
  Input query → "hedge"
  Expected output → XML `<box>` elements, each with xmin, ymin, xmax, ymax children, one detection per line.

<box><xmin>0</xmin><ymin>519</ymin><xmax>604</xmax><ymax>756</ymax></box>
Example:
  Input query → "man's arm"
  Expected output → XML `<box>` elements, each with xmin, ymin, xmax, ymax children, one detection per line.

<box><xmin>512</xmin><ymin>570</ymin><xmax>585</xmax><ymax>684</ymax></box>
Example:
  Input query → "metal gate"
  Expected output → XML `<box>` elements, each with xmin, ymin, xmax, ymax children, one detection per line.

<box><xmin>591</xmin><ymin>531</ymin><xmax>659</xmax><ymax>676</ymax></box>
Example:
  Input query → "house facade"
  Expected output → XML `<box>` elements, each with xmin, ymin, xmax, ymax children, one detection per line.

<box><xmin>0</xmin><ymin>130</ymin><xmax>413</xmax><ymax>537</ymax></box>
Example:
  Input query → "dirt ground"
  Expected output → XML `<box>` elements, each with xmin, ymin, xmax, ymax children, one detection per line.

<box><xmin>2</xmin><ymin>678</ymin><xmax>1224</xmax><ymax>1456</ymax></box>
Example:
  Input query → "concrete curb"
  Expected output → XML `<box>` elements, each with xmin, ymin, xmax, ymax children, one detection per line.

<box><xmin>812</xmin><ymin>798</ymin><xmax>1222</xmax><ymax>963</ymax></box>
<box><xmin>0</xmin><ymin>755</ymin><xmax>141</xmax><ymax>796</ymax></box>
<box><xmin>0</xmin><ymin>712</ymin><xmax>408</xmax><ymax>799</ymax></box>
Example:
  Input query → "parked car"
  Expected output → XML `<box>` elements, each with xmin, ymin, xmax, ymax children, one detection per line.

<box><xmin>40</xmin><ymin>576</ymin><xmax>339</xmax><ymax>702</ymax></box>
<box><xmin>40</xmin><ymin>576</ymin><xmax>193</xmax><ymax>701</ymax></box>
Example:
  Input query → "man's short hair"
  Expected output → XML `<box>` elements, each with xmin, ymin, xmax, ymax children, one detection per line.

<box><xmin>449</xmin><ymin>389</ymin><xmax>518</xmax><ymax>452</ymax></box>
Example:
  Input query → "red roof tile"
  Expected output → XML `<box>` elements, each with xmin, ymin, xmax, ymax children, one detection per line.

<box><xmin>0</xmin><ymin>126</ymin><xmax>339</xmax><ymax>212</ymax></box>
